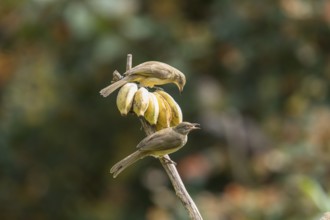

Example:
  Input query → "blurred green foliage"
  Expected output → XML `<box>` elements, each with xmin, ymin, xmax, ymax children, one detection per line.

<box><xmin>1</xmin><ymin>0</ymin><xmax>330</xmax><ymax>219</ymax></box>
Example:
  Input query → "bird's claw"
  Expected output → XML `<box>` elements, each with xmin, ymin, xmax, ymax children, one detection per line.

<box><xmin>163</xmin><ymin>157</ymin><xmax>177</xmax><ymax>166</ymax></box>
<box><xmin>153</xmin><ymin>86</ymin><xmax>164</xmax><ymax>91</ymax></box>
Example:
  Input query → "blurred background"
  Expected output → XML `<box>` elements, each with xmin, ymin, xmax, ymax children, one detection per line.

<box><xmin>1</xmin><ymin>0</ymin><xmax>330</xmax><ymax>219</ymax></box>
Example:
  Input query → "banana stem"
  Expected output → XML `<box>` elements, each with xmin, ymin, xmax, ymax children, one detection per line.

<box><xmin>130</xmin><ymin>55</ymin><xmax>203</xmax><ymax>220</ymax></box>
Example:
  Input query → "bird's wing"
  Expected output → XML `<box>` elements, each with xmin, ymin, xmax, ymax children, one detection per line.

<box><xmin>136</xmin><ymin>128</ymin><xmax>182</xmax><ymax>152</ymax></box>
<box><xmin>127</xmin><ymin>61</ymin><xmax>172</xmax><ymax>79</ymax></box>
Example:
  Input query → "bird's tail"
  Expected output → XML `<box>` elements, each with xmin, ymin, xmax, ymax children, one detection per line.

<box><xmin>110</xmin><ymin>150</ymin><xmax>146</xmax><ymax>178</ymax></box>
<box><xmin>100</xmin><ymin>79</ymin><xmax>128</xmax><ymax>97</ymax></box>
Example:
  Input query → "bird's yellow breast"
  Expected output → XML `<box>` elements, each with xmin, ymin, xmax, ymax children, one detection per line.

<box><xmin>138</xmin><ymin>77</ymin><xmax>173</xmax><ymax>88</ymax></box>
<box><xmin>149</xmin><ymin>146</ymin><xmax>183</xmax><ymax>158</ymax></box>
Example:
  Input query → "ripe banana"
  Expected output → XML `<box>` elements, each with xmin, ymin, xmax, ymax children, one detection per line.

<box><xmin>154</xmin><ymin>90</ymin><xmax>183</xmax><ymax>126</ymax></box>
<box><xmin>153</xmin><ymin>92</ymin><xmax>172</xmax><ymax>130</ymax></box>
<box><xmin>144</xmin><ymin>92</ymin><xmax>159</xmax><ymax>125</ymax></box>
<box><xmin>116</xmin><ymin>83</ymin><xmax>138</xmax><ymax>116</ymax></box>
<box><xmin>133</xmin><ymin>87</ymin><xmax>150</xmax><ymax>117</ymax></box>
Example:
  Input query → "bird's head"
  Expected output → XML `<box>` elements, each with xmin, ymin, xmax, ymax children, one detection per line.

<box><xmin>174</xmin><ymin>122</ymin><xmax>200</xmax><ymax>135</ymax></box>
<box><xmin>173</xmin><ymin>70</ymin><xmax>186</xmax><ymax>93</ymax></box>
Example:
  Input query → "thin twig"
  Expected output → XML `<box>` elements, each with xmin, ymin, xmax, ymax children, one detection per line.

<box><xmin>126</xmin><ymin>54</ymin><xmax>132</xmax><ymax>71</ymax></box>
<box><xmin>132</xmin><ymin>56</ymin><xmax>203</xmax><ymax>220</ymax></box>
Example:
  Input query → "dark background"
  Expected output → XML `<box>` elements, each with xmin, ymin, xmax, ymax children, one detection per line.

<box><xmin>1</xmin><ymin>0</ymin><xmax>330</xmax><ymax>219</ymax></box>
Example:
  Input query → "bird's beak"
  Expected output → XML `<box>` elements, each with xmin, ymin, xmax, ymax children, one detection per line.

<box><xmin>179</xmin><ymin>86</ymin><xmax>183</xmax><ymax>94</ymax></box>
<box><xmin>191</xmin><ymin>123</ymin><xmax>201</xmax><ymax>129</ymax></box>
<box><xmin>176</xmin><ymin>83</ymin><xmax>184</xmax><ymax>94</ymax></box>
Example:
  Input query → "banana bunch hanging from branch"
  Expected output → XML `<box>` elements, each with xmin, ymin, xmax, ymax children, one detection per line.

<box><xmin>100</xmin><ymin>57</ymin><xmax>203</xmax><ymax>220</ymax></box>
<box><xmin>100</xmin><ymin>61</ymin><xmax>185</xmax><ymax>130</ymax></box>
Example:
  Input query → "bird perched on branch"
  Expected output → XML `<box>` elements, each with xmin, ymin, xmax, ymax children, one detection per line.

<box><xmin>110</xmin><ymin>122</ymin><xmax>200</xmax><ymax>178</ymax></box>
<box><xmin>100</xmin><ymin>61</ymin><xmax>186</xmax><ymax>97</ymax></box>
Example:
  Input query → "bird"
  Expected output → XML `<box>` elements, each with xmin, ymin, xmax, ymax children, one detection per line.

<box><xmin>110</xmin><ymin>122</ymin><xmax>200</xmax><ymax>178</ymax></box>
<box><xmin>100</xmin><ymin>61</ymin><xmax>186</xmax><ymax>97</ymax></box>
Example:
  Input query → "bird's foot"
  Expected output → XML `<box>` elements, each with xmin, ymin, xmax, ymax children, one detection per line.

<box><xmin>163</xmin><ymin>157</ymin><xmax>177</xmax><ymax>166</ymax></box>
<box><xmin>153</xmin><ymin>86</ymin><xmax>164</xmax><ymax>91</ymax></box>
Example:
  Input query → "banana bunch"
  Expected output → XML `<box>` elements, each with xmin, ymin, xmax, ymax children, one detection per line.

<box><xmin>116</xmin><ymin>83</ymin><xmax>183</xmax><ymax>130</ymax></box>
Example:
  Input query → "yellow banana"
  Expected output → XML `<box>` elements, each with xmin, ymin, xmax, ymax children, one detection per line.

<box><xmin>144</xmin><ymin>92</ymin><xmax>159</xmax><ymax>125</ymax></box>
<box><xmin>116</xmin><ymin>83</ymin><xmax>138</xmax><ymax>116</ymax></box>
<box><xmin>153</xmin><ymin>92</ymin><xmax>172</xmax><ymax>130</ymax></box>
<box><xmin>154</xmin><ymin>90</ymin><xmax>183</xmax><ymax>126</ymax></box>
<box><xmin>133</xmin><ymin>87</ymin><xmax>150</xmax><ymax>117</ymax></box>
